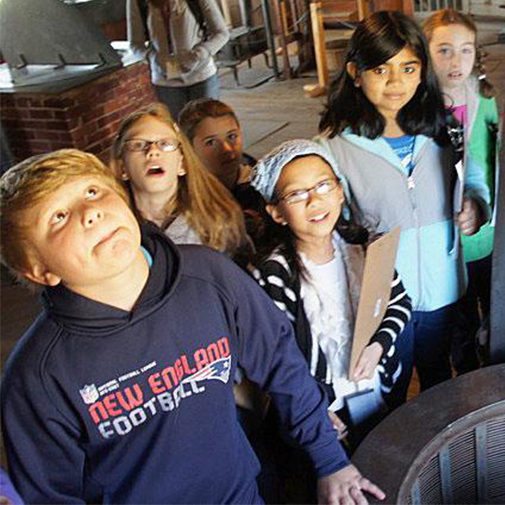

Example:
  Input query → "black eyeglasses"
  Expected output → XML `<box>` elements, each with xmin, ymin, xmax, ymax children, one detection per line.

<box><xmin>123</xmin><ymin>138</ymin><xmax>180</xmax><ymax>153</ymax></box>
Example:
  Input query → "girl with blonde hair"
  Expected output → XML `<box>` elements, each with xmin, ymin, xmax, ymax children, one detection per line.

<box><xmin>111</xmin><ymin>102</ymin><xmax>247</xmax><ymax>257</ymax></box>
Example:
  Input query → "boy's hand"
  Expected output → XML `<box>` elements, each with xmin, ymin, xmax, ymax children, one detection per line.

<box><xmin>351</xmin><ymin>343</ymin><xmax>382</xmax><ymax>382</ymax></box>
<box><xmin>457</xmin><ymin>197</ymin><xmax>483</xmax><ymax>236</ymax></box>
<box><xmin>317</xmin><ymin>464</ymin><xmax>386</xmax><ymax>505</ymax></box>
<box><xmin>328</xmin><ymin>410</ymin><xmax>348</xmax><ymax>440</ymax></box>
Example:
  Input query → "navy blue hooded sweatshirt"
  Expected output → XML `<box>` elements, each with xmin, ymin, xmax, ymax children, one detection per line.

<box><xmin>1</xmin><ymin>226</ymin><xmax>349</xmax><ymax>503</ymax></box>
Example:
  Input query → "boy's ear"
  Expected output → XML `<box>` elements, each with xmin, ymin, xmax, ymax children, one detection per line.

<box><xmin>23</xmin><ymin>263</ymin><xmax>62</xmax><ymax>287</ymax></box>
<box><xmin>266</xmin><ymin>204</ymin><xmax>287</xmax><ymax>226</ymax></box>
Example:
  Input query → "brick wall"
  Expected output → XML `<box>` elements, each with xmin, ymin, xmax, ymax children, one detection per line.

<box><xmin>0</xmin><ymin>61</ymin><xmax>156</xmax><ymax>164</ymax></box>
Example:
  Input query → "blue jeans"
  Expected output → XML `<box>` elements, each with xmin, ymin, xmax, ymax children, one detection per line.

<box><xmin>452</xmin><ymin>254</ymin><xmax>492</xmax><ymax>374</ymax></box>
<box><xmin>413</xmin><ymin>304</ymin><xmax>457</xmax><ymax>391</ymax></box>
<box><xmin>385</xmin><ymin>319</ymin><xmax>414</xmax><ymax>410</ymax></box>
<box><xmin>154</xmin><ymin>73</ymin><xmax>220</xmax><ymax>122</ymax></box>
<box><xmin>387</xmin><ymin>303</ymin><xmax>457</xmax><ymax>408</ymax></box>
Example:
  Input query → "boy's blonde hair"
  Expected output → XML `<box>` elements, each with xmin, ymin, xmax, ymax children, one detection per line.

<box><xmin>423</xmin><ymin>9</ymin><xmax>495</xmax><ymax>98</ymax></box>
<box><xmin>110</xmin><ymin>103</ymin><xmax>247</xmax><ymax>255</ymax></box>
<box><xmin>0</xmin><ymin>149</ymin><xmax>130</xmax><ymax>277</ymax></box>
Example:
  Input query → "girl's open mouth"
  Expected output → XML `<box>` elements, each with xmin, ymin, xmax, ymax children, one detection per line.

<box><xmin>146</xmin><ymin>166</ymin><xmax>165</xmax><ymax>175</ymax></box>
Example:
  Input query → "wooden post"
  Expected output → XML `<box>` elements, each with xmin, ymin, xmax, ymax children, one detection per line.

<box><xmin>218</xmin><ymin>0</ymin><xmax>232</xmax><ymax>28</ymax></box>
<box><xmin>310</xmin><ymin>2</ymin><xmax>329</xmax><ymax>91</ymax></box>
<box><xmin>279</xmin><ymin>0</ymin><xmax>293</xmax><ymax>78</ymax></box>
<box><xmin>402</xmin><ymin>0</ymin><xmax>414</xmax><ymax>16</ymax></box>
<box><xmin>357</xmin><ymin>0</ymin><xmax>365</xmax><ymax>19</ymax></box>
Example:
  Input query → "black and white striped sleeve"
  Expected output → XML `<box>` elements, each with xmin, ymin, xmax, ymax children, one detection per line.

<box><xmin>368</xmin><ymin>269</ymin><xmax>412</xmax><ymax>357</ymax></box>
<box><xmin>252</xmin><ymin>258</ymin><xmax>298</xmax><ymax>324</ymax></box>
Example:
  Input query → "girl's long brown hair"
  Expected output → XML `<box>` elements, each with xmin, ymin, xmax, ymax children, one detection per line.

<box><xmin>110</xmin><ymin>103</ymin><xmax>247</xmax><ymax>255</ymax></box>
<box><xmin>423</xmin><ymin>9</ymin><xmax>495</xmax><ymax>98</ymax></box>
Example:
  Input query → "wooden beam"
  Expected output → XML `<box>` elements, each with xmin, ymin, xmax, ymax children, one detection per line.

<box><xmin>357</xmin><ymin>0</ymin><xmax>365</xmax><ymax>19</ymax></box>
<box><xmin>402</xmin><ymin>0</ymin><xmax>414</xmax><ymax>16</ymax></box>
<box><xmin>218</xmin><ymin>0</ymin><xmax>232</xmax><ymax>27</ymax></box>
<box><xmin>279</xmin><ymin>0</ymin><xmax>293</xmax><ymax>78</ymax></box>
<box><xmin>310</xmin><ymin>2</ymin><xmax>329</xmax><ymax>91</ymax></box>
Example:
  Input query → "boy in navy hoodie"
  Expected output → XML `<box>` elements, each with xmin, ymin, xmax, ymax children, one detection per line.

<box><xmin>0</xmin><ymin>149</ymin><xmax>385</xmax><ymax>504</ymax></box>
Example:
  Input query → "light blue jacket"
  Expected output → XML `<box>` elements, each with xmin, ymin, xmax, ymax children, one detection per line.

<box><xmin>317</xmin><ymin>132</ymin><xmax>490</xmax><ymax>312</ymax></box>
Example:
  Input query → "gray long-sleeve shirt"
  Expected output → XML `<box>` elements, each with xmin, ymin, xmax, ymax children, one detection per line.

<box><xmin>127</xmin><ymin>0</ymin><xmax>229</xmax><ymax>87</ymax></box>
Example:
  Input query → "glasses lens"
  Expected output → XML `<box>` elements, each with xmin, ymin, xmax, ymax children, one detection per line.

<box><xmin>284</xmin><ymin>191</ymin><xmax>308</xmax><ymax>205</ymax></box>
<box><xmin>315</xmin><ymin>180</ymin><xmax>336</xmax><ymax>195</ymax></box>
<box><xmin>158</xmin><ymin>140</ymin><xmax>179</xmax><ymax>152</ymax></box>
<box><xmin>125</xmin><ymin>140</ymin><xmax>148</xmax><ymax>152</ymax></box>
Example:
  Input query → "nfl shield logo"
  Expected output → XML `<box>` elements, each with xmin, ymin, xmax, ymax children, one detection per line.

<box><xmin>79</xmin><ymin>384</ymin><xmax>99</xmax><ymax>405</ymax></box>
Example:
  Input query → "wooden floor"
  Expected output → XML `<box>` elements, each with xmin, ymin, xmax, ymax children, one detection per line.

<box><xmin>221</xmin><ymin>72</ymin><xmax>327</xmax><ymax>159</ymax></box>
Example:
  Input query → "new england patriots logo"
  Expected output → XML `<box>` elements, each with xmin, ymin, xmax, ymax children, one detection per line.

<box><xmin>183</xmin><ymin>356</ymin><xmax>231</xmax><ymax>385</ymax></box>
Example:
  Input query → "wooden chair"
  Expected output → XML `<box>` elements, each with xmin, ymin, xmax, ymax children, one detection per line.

<box><xmin>274</xmin><ymin>0</ymin><xmax>309</xmax><ymax>79</ymax></box>
<box><xmin>319</xmin><ymin>0</ymin><xmax>366</xmax><ymax>22</ymax></box>
<box><xmin>304</xmin><ymin>0</ymin><xmax>366</xmax><ymax>97</ymax></box>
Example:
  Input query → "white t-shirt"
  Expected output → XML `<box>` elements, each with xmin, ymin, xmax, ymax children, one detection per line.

<box><xmin>301</xmin><ymin>244</ymin><xmax>382</xmax><ymax>412</ymax></box>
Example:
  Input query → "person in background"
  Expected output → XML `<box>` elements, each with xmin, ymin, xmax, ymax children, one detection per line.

<box><xmin>178</xmin><ymin>98</ymin><xmax>254</xmax><ymax>192</ymax></box>
<box><xmin>317</xmin><ymin>11</ymin><xmax>490</xmax><ymax>403</ymax></box>
<box><xmin>110</xmin><ymin>103</ymin><xmax>248</xmax><ymax>259</ymax></box>
<box><xmin>127</xmin><ymin>0</ymin><xmax>229</xmax><ymax>120</ymax></box>
<box><xmin>178</xmin><ymin>98</ymin><xmax>267</xmax><ymax>246</ymax></box>
<box><xmin>423</xmin><ymin>9</ymin><xmax>499</xmax><ymax>374</ymax></box>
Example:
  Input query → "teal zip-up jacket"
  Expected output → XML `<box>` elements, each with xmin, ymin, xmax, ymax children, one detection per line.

<box><xmin>317</xmin><ymin>132</ymin><xmax>490</xmax><ymax>312</ymax></box>
<box><xmin>458</xmin><ymin>77</ymin><xmax>500</xmax><ymax>262</ymax></box>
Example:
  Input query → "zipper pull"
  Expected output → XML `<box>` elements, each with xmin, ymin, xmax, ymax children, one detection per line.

<box><xmin>407</xmin><ymin>177</ymin><xmax>415</xmax><ymax>189</ymax></box>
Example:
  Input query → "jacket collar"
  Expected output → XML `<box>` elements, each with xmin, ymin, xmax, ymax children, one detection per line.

<box><xmin>340</xmin><ymin>129</ymin><xmax>431</xmax><ymax>173</ymax></box>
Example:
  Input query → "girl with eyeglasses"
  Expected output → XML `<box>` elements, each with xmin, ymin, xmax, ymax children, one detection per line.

<box><xmin>251</xmin><ymin>139</ymin><xmax>412</xmax><ymax>453</ymax></box>
<box><xmin>110</xmin><ymin>103</ymin><xmax>247</xmax><ymax>257</ymax></box>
